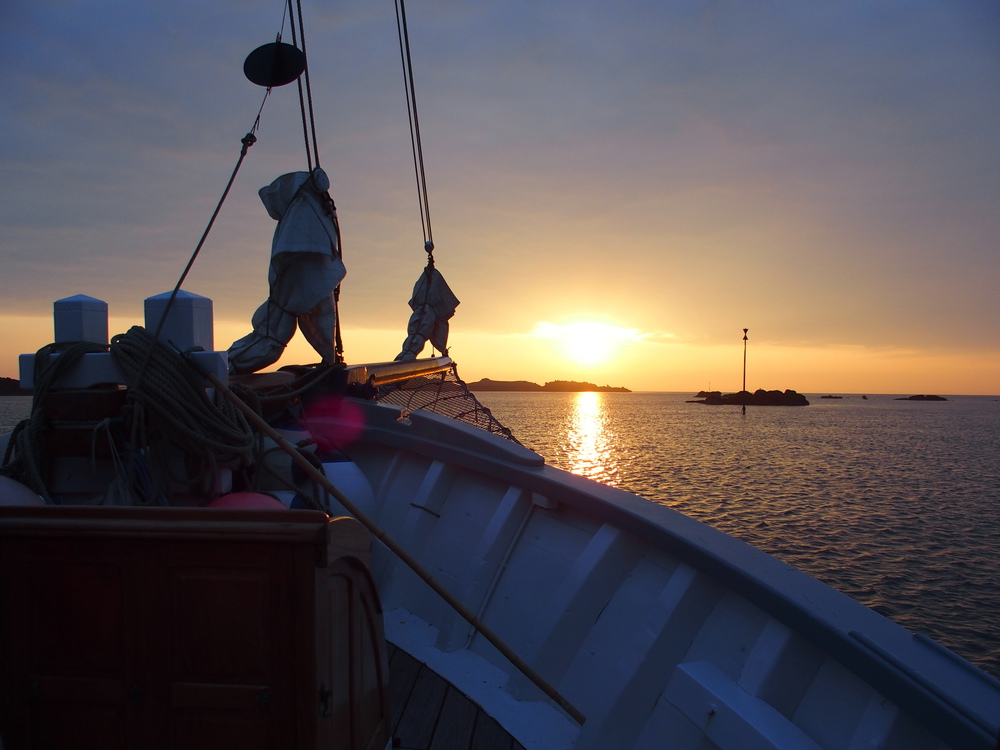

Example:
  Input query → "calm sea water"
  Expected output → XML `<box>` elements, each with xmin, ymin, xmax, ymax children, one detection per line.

<box><xmin>4</xmin><ymin>391</ymin><xmax>999</xmax><ymax>679</ymax></box>
<box><xmin>476</xmin><ymin>391</ymin><xmax>1000</xmax><ymax>679</ymax></box>
<box><xmin>0</xmin><ymin>396</ymin><xmax>32</xmax><ymax>436</ymax></box>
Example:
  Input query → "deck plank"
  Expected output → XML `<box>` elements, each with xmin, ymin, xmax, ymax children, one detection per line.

<box><xmin>388</xmin><ymin>645</ymin><xmax>422</xmax><ymax>730</ymax></box>
<box><xmin>471</xmin><ymin>712</ymin><xmax>515</xmax><ymax>750</ymax></box>
<box><xmin>429</xmin><ymin>688</ymin><xmax>477</xmax><ymax>749</ymax></box>
<box><xmin>394</xmin><ymin>663</ymin><xmax>448</xmax><ymax>748</ymax></box>
<box><xmin>388</xmin><ymin>646</ymin><xmax>525</xmax><ymax>750</ymax></box>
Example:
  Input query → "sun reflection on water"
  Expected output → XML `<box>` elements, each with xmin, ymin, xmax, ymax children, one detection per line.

<box><xmin>565</xmin><ymin>391</ymin><xmax>618</xmax><ymax>484</ymax></box>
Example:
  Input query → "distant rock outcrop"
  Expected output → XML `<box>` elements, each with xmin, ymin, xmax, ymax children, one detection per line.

<box><xmin>467</xmin><ymin>379</ymin><xmax>543</xmax><ymax>392</ymax></box>
<box><xmin>541</xmin><ymin>380</ymin><xmax>630</xmax><ymax>393</ymax></box>
<box><xmin>468</xmin><ymin>379</ymin><xmax>630</xmax><ymax>393</ymax></box>
<box><xmin>692</xmin><ymin>388</ymin><xmax>809</xmax><ymax>406</ymax></box>
<box><xmin>895</xmin><ymin>394</ymin><xmax>948</xmax><ymax>401</ymax></box>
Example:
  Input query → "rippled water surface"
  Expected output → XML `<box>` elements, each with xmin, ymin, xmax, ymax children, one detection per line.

<box><xmin>0</xmin><ymin>396</ymin><xmax>31</xmax><ymax>435</ymax></box>
<box><xmin>477</xmin><ymin>391</ymin><xmax>1000</xmax><ymax>678</ymax></box>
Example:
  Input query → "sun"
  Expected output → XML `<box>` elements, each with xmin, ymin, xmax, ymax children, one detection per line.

<box><xmin>532</xmin><ymin>321</ymin><xmax>641</xmax><ymax>367</ymax></box>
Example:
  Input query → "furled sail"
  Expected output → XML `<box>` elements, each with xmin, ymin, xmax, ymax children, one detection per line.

<box><xmin>395</xmin><ymin>266</ymin><xmax>459</xmax><ymax>361</ymax></box>
<box><xmin>228</xmin><ymin>168</ymin><xmax>345</xmax><ymax>374</ymax></box>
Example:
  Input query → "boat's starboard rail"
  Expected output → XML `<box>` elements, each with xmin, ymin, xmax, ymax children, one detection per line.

<box><xmin>311</xmin><ymin>399</ymin><xmax>1000</xmax><ymax>750</ymax></box>
<box><xmin>331</xmin><ymin>389</ymin><xmax>542</xmax><ymax>468</ymax></box>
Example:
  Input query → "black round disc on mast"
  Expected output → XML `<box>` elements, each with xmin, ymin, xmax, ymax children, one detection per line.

<box><xmin>243</xmin><ymin>42</ymin><xmax>306</xmax><ymax>87</ymax></box>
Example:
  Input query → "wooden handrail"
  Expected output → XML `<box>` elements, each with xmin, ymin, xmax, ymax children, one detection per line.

<box><xmin>344</xmin><ymin>357</ymin><xmax>453</xmax><ymax>387</ymax></box>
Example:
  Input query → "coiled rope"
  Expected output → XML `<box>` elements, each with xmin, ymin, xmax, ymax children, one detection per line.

<box><xmin>1</xmin><ymin>341</ymin><xmax>109</xmax><ymax>502</ymax></box>
<box><xmin>109</xmin><ymin>326</ymin><xmax>258</xmax><ymax>501</ymax></box>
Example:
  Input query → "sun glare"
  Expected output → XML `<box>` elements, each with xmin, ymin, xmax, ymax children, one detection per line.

<box><xmin>532</xmin><ymin>321</ymin><xmax>641</xmax><ymax>367</ymax></box>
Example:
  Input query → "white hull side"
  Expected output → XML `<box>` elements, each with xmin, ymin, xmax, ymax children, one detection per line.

<box><xmin>312</xmin><ymin>400</ymin><xmax>1000</xmax><ymax>750</ymax></box>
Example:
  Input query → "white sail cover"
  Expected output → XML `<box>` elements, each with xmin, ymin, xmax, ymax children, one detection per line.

<box><xmin>396</xmin><ymin>267</ymin><xmax>460</xmax><ymax>361</ymax></box>
<box><xmin>228</xmin><ymin>169</ymin><xmax>346</xmax><ymax>374</ymax></box>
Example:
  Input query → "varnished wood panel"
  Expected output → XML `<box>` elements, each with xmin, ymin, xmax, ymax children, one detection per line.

<box><xmin>0</xmin><ymin>507</ymin><xmax>388</xmax><ymax>750</ymax></box>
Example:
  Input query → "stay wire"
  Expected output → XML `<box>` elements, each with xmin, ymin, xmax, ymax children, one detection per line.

<box><xmin>395</xmin><ymin>0</ymin><xmax>434</xmax><ymax>256</ymax></box>
<box><xmin>287</xmin><ymin>0</ymin><xmax>344</xmax><ymax>360</ymax></box>
<box><xmin>287</xmin><ymin>4</ymin><xmax>311</xmax><ymax>172</ymax></box>
<box><xmin>297</xmin><ymin>0</ymin><xmax>321</xmax><ymax>170</ymax></box>
<box><xmin>288</xmin><ymin>0</ymin><xmax>321</xmax><ymax>171</ymax></box>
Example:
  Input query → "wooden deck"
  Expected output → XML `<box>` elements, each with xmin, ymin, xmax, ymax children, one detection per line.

<box><xmin>388</xmin><ymin>645</ymin><xmax>527</xmax><ymax>750</ymax></box>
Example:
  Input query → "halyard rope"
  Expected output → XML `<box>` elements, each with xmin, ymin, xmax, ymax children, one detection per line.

<box><xmin>395</xmin><ymin>0</ymin><xmax>435</xmax><ymax>256</ymax></box>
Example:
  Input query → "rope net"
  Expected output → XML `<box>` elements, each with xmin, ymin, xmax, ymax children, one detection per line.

<box><xmin>373</xmin><ymin>364</ymin><xmax>521</xmax><ymax>445</ymax></box>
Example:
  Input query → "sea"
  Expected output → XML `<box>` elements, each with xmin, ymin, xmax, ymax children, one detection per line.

<box><xmin>3</xmin><ymin>390</ymin><xmax>999</xmax><ymax>680</ymax></box>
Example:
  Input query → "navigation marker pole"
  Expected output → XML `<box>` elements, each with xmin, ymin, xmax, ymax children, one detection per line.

<box><xmin>742</xmin><ymin>328</ymin><xmax>749</xmax><ymax>416</ymax></box>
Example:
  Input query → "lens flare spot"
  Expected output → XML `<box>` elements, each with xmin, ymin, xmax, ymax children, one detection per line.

<box><xmin>303</xmin><ymin>395</ymin><xmax>366</xmax><ymax>449</ymax></box>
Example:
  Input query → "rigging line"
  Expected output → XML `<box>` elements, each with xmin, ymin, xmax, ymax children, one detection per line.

<box><xmin>284</xmin><ymin>0</ymin><xmax>343</xmax><ymax>360</ymax></box>
<box><xmin>294</xmin><ymin>0</ymin><xmax>322</xmax><ymax>169</ymax></box>
<box><xmin>154</xmin><ymin>85</ymin><xmax>270</xmax><ymax>345</ymax></box>
<box><xmin>250</xmin><ymin>85</ymin><xmax>271</xmax><ymax>138</ymax></box>
<box><xmin>286</xmin><ymin>0</ymin><xmax>321</xmax><ymax>171</ymax></box>
<box><xmin>151</xmin><ymin>127</ymin><xmax>260</xmax><ymax>347</ymax></box>
<box><xmin>277</xmin><ymin>0</ymin><xmax>289</xmax><ymax>40</ymax></box>
<box><xmin>286</xmin><ymin>0</ymin><xmax>313</xmax><ymax>173</ymax></box>
<box><xmin>395</xmin><ymin>0</ymin><xmax>434</xmax><ymax>252</ymax></box>
<box><xmin>397</xmin><ymin>0</ymin><xmax>431</xmax><ymax>249</ymax></box>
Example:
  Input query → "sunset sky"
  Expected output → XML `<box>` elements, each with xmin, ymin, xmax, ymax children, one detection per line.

<box><xmin>2</xmin><ymin>1</ymin><xmax>998</xmax><ymax>394</ymax></box>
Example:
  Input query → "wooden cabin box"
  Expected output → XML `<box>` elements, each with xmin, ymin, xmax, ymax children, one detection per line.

<box><xmin>0</xmin><ymin>507</ymin><xmax>389</xmax><ymax>750</ymax></box>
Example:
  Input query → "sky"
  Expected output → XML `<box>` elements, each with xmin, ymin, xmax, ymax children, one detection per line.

<box><xmin>1</xmin><ymin>0</ymin><xmax>999</xmax><ymax>394</ymax></box>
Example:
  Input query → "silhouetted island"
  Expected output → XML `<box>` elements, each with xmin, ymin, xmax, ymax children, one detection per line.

<box><xmin>895</xmin><ymin>394</ymin><xmax>948</xmax><ymax>401</ymax></box>
<box><xmin>468</xmin><ymin>379</ymin><xmax>630</xmax><ymax>393</ymax></box>
<box><xmin>691</xmin><ymin>389</ymin><xmax>809</xmax><ymax>406</ymax></box>
<box><xmin>0</xmin><ymin>377</ymin><xmax>25</xmax><ymax>395</ymax></box>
